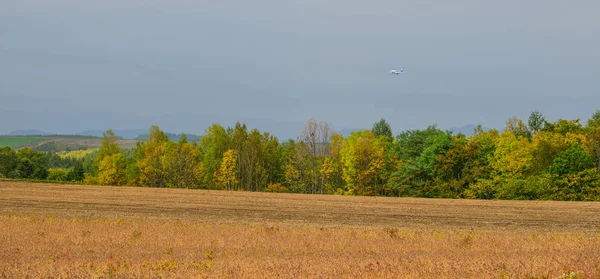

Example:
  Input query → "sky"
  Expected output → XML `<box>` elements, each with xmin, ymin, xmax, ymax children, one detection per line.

<box><xmin>1</xmin><ymin>0</ymin><xmax>599</xmax><ymax>139</ymax></box>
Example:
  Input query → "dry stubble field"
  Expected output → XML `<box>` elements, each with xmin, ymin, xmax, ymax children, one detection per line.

<box><xmin>1</xmin><ymin>181</ymin><xmax>600</xmax><ymax>278</ymax></box>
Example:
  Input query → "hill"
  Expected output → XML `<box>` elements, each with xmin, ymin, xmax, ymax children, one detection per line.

<box><xmin>0</xmin><ymin>135</ymin><xmax>139</xmax><ymax>151</ymax></box>
<box><xmin>76</xmin><ymin>129</ymin><xmax>149</xmax><ymax>139</ymax></box>
<box><xmin>0</xmin><ymin>136</ymin><xmax>48</xmax><ymax>148</ymax></box>
<box><xmin>6</xmin><ymin>129</ymin><xmax>55</xmax><ymax>136</ymax></box>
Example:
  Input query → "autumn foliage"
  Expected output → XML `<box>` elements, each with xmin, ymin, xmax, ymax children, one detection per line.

<box><xmin>3</xmin><ymin>110</ymin><xmax>600</xmax><ymax>201</ymax></box>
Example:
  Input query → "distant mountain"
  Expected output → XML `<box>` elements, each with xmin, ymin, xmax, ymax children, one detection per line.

<box><xmin>6</xmin><ymin>129</ymin><xmax>55</xmax><ymax>136</ymax></box>
<box><xmin>448</xmin><ymin>124</ymin><xmax>491</xmax><ymax>136</ymax></box>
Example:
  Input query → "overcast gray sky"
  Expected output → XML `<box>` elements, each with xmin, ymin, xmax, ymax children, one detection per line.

<box><xmin>1</xmin><ymin>0</ymin><xmax>599</xmax><ymax>138</ymax></box>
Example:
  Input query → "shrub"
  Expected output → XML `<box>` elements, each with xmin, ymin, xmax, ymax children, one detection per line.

<box><xmin>263</xmin><ymin>183</ymin><xmax>289</xmax><ymax>193</ymax></box>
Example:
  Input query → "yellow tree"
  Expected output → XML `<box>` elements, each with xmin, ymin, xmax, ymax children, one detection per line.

<box><xmin>95</xmin><ymin>129</ymin><xmax>128</xmax><ymax>186</ymax></box>
<box><xmin>97</xmin><ymin>153</ymin><xmax>128</xmax><ymax>186</ymax></box>
<box><xmin>505</xmin><ymin>116</ymin><xmax>530</xmax><ymax>139</ymax></box>
<box><xmin>162</xmin><ymin>135</ymin><xmax>204</xmax><ymax>189</ymax></box>
<box><xmin>490</xmin><ymin>131</ymin><xmax>533</xmax><ymax>179</ymax></box>
<box><xmin>137</xmin><ymin>126</ymin><xmax>170</xmax><ymax>187</ymax></box>
<box><xmin>586</xmin><ymin>126</ymin><xmax>600</xmax><ymax>171</ymax></box>
<box><xmin>340</xmin><ymin>130</ymin><xmax>385</xmax><ymax>196</ymax></box>
<box><xmin>529</xmin><ymin>131</ymin><xmax>569</xmax><ymax>174</ymax></box>
<box><xmin>96</xmin><ymin>129</ymin><xmax>122</xmax><ymax>165</ymax></box>
<box><xmin>530</xmin><ymin>129</ymin><xmax>588</xmax><ymax>174</ymax></box>
<box><xmin>321</xmin><ymin>133</ymin><xmax>345</xmax><ymax>194</ymax></box>
<box><xmin>215</xmin><ymin>149</ymin><xmax>238</xmax><ymax>190</ymax></box>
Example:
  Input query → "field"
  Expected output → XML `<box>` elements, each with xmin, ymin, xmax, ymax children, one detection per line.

<box><xmin>0</xmin><ymin>135</ymin><xmax>139</xmax><ymax>151</ymax></box>
<box><xmin>1</xmin><ymin>181</ymin><xmax>599</xmax><ymax>278</ymax></box>
<box><xmin>0</xmin><ymin>136</ymin><xmax>46</xmax><ymax>148</ymax></box>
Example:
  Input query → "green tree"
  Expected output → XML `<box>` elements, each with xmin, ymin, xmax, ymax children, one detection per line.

<box><xmin>586</xmin><ymin>109</ymin><xmax>600</xmax><ymax>129</ymax></box>
<box><xmin>543</xmin><ymin>119</ymin><xmax>584</xmax><ymax>135</ymax></box>
<box><xmin>66</xmin><ymin>162</ymin><xmax>85</xmax><ymax>182</ymax></box>
<box><xmin>199</xmin><ymin>123</ymin><xmax>230</xmax><ymax>187</ymax></box>
<box><xmin>371</xmin><ymin>118</ymin><xmax>393</xmax><ymax>142</ymax></box>
<box><xmin>416</xmin><ymin>132</ymin><xmax>453</xmax><ymax>175</ymax></box>
<box><xmin>0</xmin><ymin>147</ymin><xmax>18</xmax><ymax>178</ymax></box>
<box><xmin>549</xmin><ymin>143</ymin><xmax>595</xmax><ymax>176</ymax></box>
<box><xmin>391</xmin><ymin>125</ymin><xmax>453</xmax><ymax>197</ymax></box>
<box><xmin>585</xmin><ymin>111</ymin><xmax>600</xmax><ymax>171</ymax></box>
<box><xmin>528</xmin><ymin>110</ymin><xmax>545</xmax><ymax>136</ymax></box>
<box><xmin>394</xmin><ymin>125</ymin><xmax>442</xmax><ymax>161</ymax></box>
<box><xmin>282</xmin><ymin>140</ymin><xmax>309</xmax><ymax>193</ymax></box>
<box><xmin>15</xmin><ymin>148</ymin><xmax>48</xmax><ymax>180</ymax></box>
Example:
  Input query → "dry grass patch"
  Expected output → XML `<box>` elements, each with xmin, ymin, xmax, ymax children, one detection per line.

<box><xmin>1</xmin><ymin>216</ymin><xmax>598</xmax><ymax>278</ymax></box>
<box><xmin>1</xmin><ymin>181</ymin><xmax>599</xmax><ymax>278</ymax></box>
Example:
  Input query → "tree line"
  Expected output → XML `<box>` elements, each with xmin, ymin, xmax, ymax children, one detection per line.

<box><xmin>2</xmin><ymin>110</ymin><xmax>600</xmax><ymax>201</ymax></box>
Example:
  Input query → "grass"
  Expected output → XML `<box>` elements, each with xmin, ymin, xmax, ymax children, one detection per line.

<box><xmin>0</xmin><ymin>135</ymin><xmax>139</xmax><ymax>150</ymax></box>
<box><xmin>0</xmin><ymin>136</ymin><xmax>46</xmax><ymax>148</ymax></box>
<box><xmin>1</xmin><ymin>181</ymin><xmax>599</xmax><ymax>278</ymax></box>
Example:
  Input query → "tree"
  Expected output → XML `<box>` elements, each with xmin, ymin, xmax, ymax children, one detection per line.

<box><xmin>239</xmin><ymin>129</ymin><xmax>268</xmax><ymax>191</ymax></box>
<box><xmin>394</xmin><ymin>125</ymin><xmax>442</xmax><ymax>161</ymax></box>
<box><xmin>505</xmin><ymin>116</ymin><xmax>530</xmax><ymax>139</ymax></box>
<box><xmin>321</xmin><ymin>133</ymin><xmax>345</xmax><ymax>194</ymax></box>
<box><xmin>215</xmin><ymin>149</ymin><xmax>238</xmax><ymax>190</ymax></box>
<box><xmin>96</xmin><ymin>129</ymin><xmax>122</xmax><ymax>165</ymax></box>
<box><xmin>298</xmin><ymin>118</ymin><xmax>334</xmax><ymax>194</ymax></box>
<box><xmin>340</xmin><ymin>130</ymin><xmax>385</xmax><ymax>196</ymax></box>
<box><xmin>0</xmin><ymin>147</ymin><xmax>18</xmax><ymax>178</ymax></box>
<box><xmin>97</xmin><ymin>153</ymin><xmax>128</xmax><ymax>186</ymax></box>
<box><xmin>66</xmin><ymin>162</ymin><xmax>85</xmax><ymax>181</ymax></box>
<box><xmin>416</xmin><ymin>132</ymin><xmax>453</xmax><ymax>175</ymax></box>
<box><xmin>543</xmin><ymin>119</ymin><xmax>584</xmax><ymax>135</ymax></box>
<box><xmin>262</xmin><ymin>133</ymin><xmax>285</xmax><ymax>186</ymax></box>
<box><xmin>282</xmin><ymin>140</ymin><xmax>309</xmax><ymax>193</ymax></box>
<box><xmin>528</xmin><ymin>110</ymin><xmax>545</xmax><ymax>136</ymax></box>
<box><xmin>490</xmin><ymin>131</ymin><xmax>533</xmax><ymax>179</ymax></box>
<box><xmin>586</xmin><ymin>109</ymin><xmax>600</xmax><ymax>129</ymax></box>
<box><xmin>299</xmin><ymin>119</ymin><xmax>320</xmax><ymax>194</ymax></box>
<box><xmin>528</xmin><ymin>132</ymin><xmax>562</xmax><ymax>175</ymax></box>
<box><xmin>15</xmin><ymin>148</ymin><xmax>48</xmax><ymax>180</ymax></box>
<box><xmin>587</xmin><ymin>126</ymin><xmax>600</xmax><ymax>171</ymax></box>
<box><xmin>371</xmin><ymin>118</ymin><xmax>393</xmax><ymax>142</ymax></box>
<box><xmin>94</xmin><ymin>129</ymin><xmax>128</xmax><ymax>186</ymax></box>
<box><xmin>162</xmin><ymin>135</ymin><xmax>204</xmax><ymax>188</ymax></box>
<box><xmin>199</xmin><ymin>123</ymin><xmax>230</xmax><ymax>187</ymax></box>
<box><xmin>137</xmin><ymin>125</ymin><xmax>170</xmax><ymax>187</ymax></box>
<box><xmin>392</xmin><ymin>125</ymin><xmax>452</xmax><ymax>196</ymax></box>
<box><xmin>549</xmin><ymin>143</ymin><xmax>595</xmax><ymax>176</ymax></box>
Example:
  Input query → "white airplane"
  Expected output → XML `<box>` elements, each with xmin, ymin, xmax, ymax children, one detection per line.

<box><xmin>389</xmin><ymin>67</ymin><xmax>404</xmax><ymax>75</ymax></box>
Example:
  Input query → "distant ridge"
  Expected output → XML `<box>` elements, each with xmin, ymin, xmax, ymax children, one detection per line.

<box><xmin>76</xmin><ymin>129</ymin><xmax>149</xmax><ymax>139</ymax></box>
<box><xmin>6</xmin><ymin>129</ymin><xmax>55</xmax><ymax>136</ymax></box>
